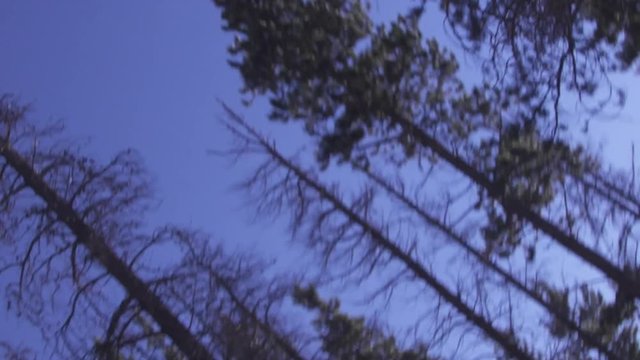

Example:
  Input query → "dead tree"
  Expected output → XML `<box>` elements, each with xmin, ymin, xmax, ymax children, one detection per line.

<box><xmin>220</xmin><ymin>105</ymin><xmax>535</xmax><ymax>360</ymax></box>
<box><xmin>0</xmin><ymin>97</ymin><xmax>211</xmax><ymax>359</ymax></box>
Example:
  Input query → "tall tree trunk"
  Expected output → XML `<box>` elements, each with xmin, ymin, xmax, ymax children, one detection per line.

<box><xmin>398</xmin><ymin>118</ymin><xmax>640</xmax><ymax>299</ymax></box>
<box><xmin>0</xmin><ymin>143</ymin><xmax>214</xmax><ymax>360</ymax></box>
<box><xmin>223</xmin><ymin>108</ymin><xmax>535</xmax><ymax>360</ymax></box>
<box><xmin>356</xmin><ymin>164</ymin><xmax>618</xmax><ymax>359</ymax></box>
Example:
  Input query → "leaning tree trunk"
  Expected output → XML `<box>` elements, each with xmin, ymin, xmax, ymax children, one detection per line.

<box><xmin>222</xmin><ymin>107</ymin><xmax>535</xmax><ymax>360</ymax></box>
<box><xmin>0</xmin><ymin>143</ymin><xmax>213</xmax><ymax>360</ymax></box>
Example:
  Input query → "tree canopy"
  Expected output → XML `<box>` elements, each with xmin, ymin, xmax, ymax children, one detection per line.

<box><xmin>2</xmin><ymin>0</ymin><xmax>640</xmax><ymax>359</ymax></box>
<box><xmin>213</xmin><ymin>0</ymin><xmax>640</xmax><ymax>358</ymax></box>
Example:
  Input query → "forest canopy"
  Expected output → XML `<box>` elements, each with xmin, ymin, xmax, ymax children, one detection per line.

<box><xmin>2</xmin><ymin>0</ymin><xmax>640</xmax><ymax>359</ymax></box>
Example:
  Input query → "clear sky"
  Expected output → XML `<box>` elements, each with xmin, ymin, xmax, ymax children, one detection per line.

<box><xmin>1</xmin><ymin>0</ymin><xmax>251</xmax><ymax>232</ymax></box>
<box><xmin>1</xmin><ymin>0</ymin><xmax>639</xmax><ymax>356</ymax></box>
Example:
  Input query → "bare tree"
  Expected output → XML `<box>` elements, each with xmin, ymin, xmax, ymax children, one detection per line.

<box><xmin>210</xmin><ymin>1</ymin><xmax>640</xmax><ymax>356</ymax></box>
<box><xmin>0</xmin><ymin>96</ymin><xmax>214</xmax><ymax>359</ymax></box>
<box><xmin>1</xmin><ymin>96</ymin><xmax>366</xmax><ymax>360</ymax></box>
<box><xmin>219</xmin><ymin>105</ymin><xmax>536</xmax><ymax>359</ymax></box>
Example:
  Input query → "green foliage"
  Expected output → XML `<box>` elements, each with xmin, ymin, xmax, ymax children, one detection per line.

<box><xmin>541</xmin><ymin>282</ymin><xmax>640</xmax><ymax>358</ymax></box>
<box><xmin>583</xmin><ymin>0</ymin><xmax>640</xmax><ymax>66</ymax></box>
<box><xmin>215</xmin><ymin>0</ymin><xmax>371</xmax><ymax>99</ymax></box>
<box><xmin>215</xmin><ymin>0</ymin><xmax>605</xmax><ymax>260</ymax></box>
<box><xmin>293</xmin><ymin>285</ymin><xmax>434</xmax><ymax>360</ymax></box>
<box><xmin>477</xmin><ymin>120</ymin><xmax>591</xmax><ymax>256</ymax></box>
<box><xmin>212</xmin><ymin>0</ymin><xmax>640</xmax><ymax>357</ymax></box>
<box><xmin>215</xmin><ymin>0</ymin><xmax>481</xmax><ymax>167</ymax></box>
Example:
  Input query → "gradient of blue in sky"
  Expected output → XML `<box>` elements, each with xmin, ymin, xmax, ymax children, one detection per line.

<box><xmin>1</xmin><ymin>0</ymin><xmax>640</xmax><ymax>356</ymax></box>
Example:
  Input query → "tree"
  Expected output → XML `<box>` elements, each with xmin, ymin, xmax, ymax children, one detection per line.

<box><xmin>0</xmin><ymin>96</ymin><xmax>450</xmax><ymax>360</ymax></box>
<box><xmin>213</xmin><ymin>0</ymin><xmax>640</xmax><ymax>358</ymax></box>
<box><xmin>0</xmin><ymin>97</ymin><xmax>308</xmax><ymax>359</ymax></box>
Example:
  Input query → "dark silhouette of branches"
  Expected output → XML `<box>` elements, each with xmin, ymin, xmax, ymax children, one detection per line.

<box><xmin>0</xmin><ymin>97</ymin><xmax>212</xmax><ymax>359</ymax></box>
<box><xmin>220</xmin><ymin>104</ymin><xmax>535</xmax><ymax>360</ymax></box>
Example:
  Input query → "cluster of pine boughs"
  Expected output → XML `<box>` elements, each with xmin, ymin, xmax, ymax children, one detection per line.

<box><xmin>214</xmin><ymin>0</ymin><xmax>640</xmax><ymax>358</ymax></box>
<box><xmin>2</xmin><ymin>0</ymin><xmax>640</xmax><ymax>359</ymax></box>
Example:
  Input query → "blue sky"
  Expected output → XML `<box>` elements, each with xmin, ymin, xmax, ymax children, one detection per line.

<box><xmin>1</xmin><ymin>0</ymin><xmax>639</xmax><ymax>356</ymax></box>
<box><xmin>1</xmin><ymin>1</ymin><xmax>240</xmax><ymax>228</ymax></box>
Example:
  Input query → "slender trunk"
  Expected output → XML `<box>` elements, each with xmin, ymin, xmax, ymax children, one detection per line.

<box><xmin>399</xmin><ymin>118</ymin><xmax>640</xmax><ymax>299</ymax></box>
<box><xmin>226</xmin><ymin>110</ymin><xmax>534</xmax><ymax>360</ymax></box>
<box><xmin>358</xmin><ymin>164</ymin><xmax>617</xmax><ymax>359</ymax></box>
<box><xmin>0</xmin><ymin>144</ymin><xmax>213</xmax><ymax>360</ymax></box>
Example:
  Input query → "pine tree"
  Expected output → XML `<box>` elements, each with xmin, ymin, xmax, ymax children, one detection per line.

<box><xmin>213</xmin><ymin>0</ymin><xmax>640</xmax><ymax>358</ymax></box>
